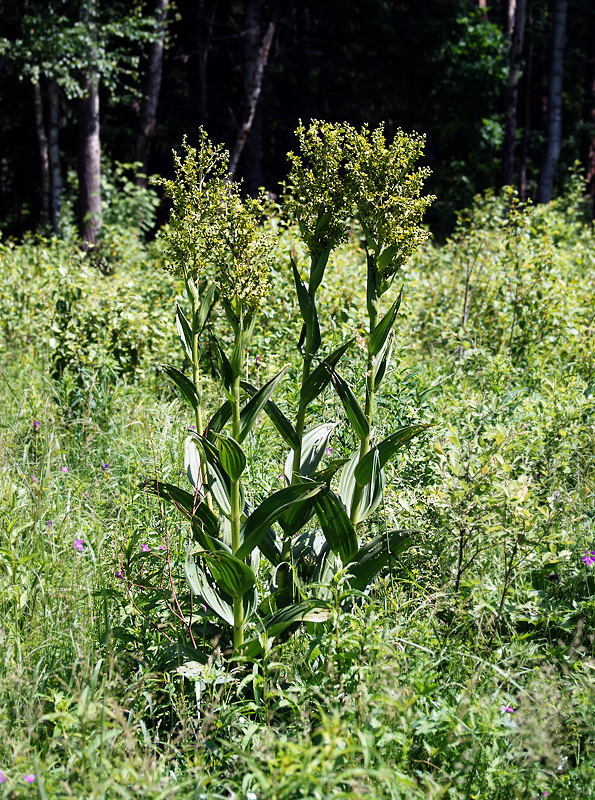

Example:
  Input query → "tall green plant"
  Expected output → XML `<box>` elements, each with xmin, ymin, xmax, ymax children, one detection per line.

<box><xmin>149</xmin><ymin>124</ymin><xmax>433</xmax><ymax>658</ymax></box>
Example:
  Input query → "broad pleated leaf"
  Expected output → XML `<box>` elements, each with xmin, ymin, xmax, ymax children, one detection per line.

<box><xmin>145</xmin><ymin>479</ymin><xmax>219</xmax><ymax>540</ymax></box>
<box><xmin>375</xmin><ymin>330</ymin><xmax>395</xmax><ymax>388</ymax></box>
<box><xmin>292</xmin><ymin>259</ymin><xmax>321</xmax><ymax>354</ymax></box>
<box><xmin>238</xmin><ymin>367</ymin><xmax>289</xmax><ymax>443</ymax></box>
<box><xmin>236</xmin><ymin>599</ymin><xmax>333</xmax><ymax>658</ymax></box>
<box><xmin>236</xmin><ymin>482</ymin><xmax>323</xmax><ymax>561</ymax></box>
<box><xmin>213</xmin><ymin>433</ymin><xmax>246</xmax><ymax>482</ymax></box>
<box><xmin>206</xmin><ymin>400</ymin><xmax>232</xmax><ymax>441</ymax></box>
<box><xmin>184</xmin><ymin>436</ymin><xmax>203</xmax><ymax>491</ymax></box>
<box><xmin>284</xmin><ymin>423</ymin><xmax>336</xmax><ymax>483</ymax></box>
<box><xmin>353</xmin><ymin>424</ymin><xmax>429</xmax><ymax>486</ymax></box>
<box><xmin>329</xmin><ymin>369</ymin><xmax>370</xmax><ymax>440</ymax></box>
<box><xmin>192</xmin><ymin>434</ymin><xmax>234</xmax><ymax>518</ymax></box>
<box><xmin>312</xmin><ymin>487</ymin><xmax>358</xmax><ymax>563</ymax></box>
<box><xmin>241</xmin><ymin>381</ymin><xmax>299</xmax><ymax>449</ymax></box>
<box><xmin>309</xmin><ymin>240</ymin><xmax>333</xmax><ymax>294</ymax></box>
<box><xmin>189</xmin><ymin>549</ymin><xmax>255</xmax><ymax>599</ymax></box>
<box><xmin>195</xmin><ymin>284</ymin><xmax>216</xmax><ymax>332</ymax></box>
<box><xmin>346</xmin><ymin>530</ymin><xmax>413</xmax><ymax>591</ymax></box>
<box><xmin>185</xmin><ymin>545</ymin><xmax>234</xmax><ymax>626</ymax></box>
<box><xmin>175</xmin><ymin>303</ymin><xmax>193</xmax><ymax>361</ymax></box>
<box><xmin>369</xmin><ymin>288</ymin><xmax>403</xmax><ymax>356</ymax></box>
<box><xmin>338</xmin><ymin>448</ymin><xmax>385</xmax><ymax>522</ymax></box>
<box><xmin>301</xmin><ymin>338</ymin><xmax>354</xmax><ymax>407</ymax></box>
<box><xmin>162</xmin><ymin>365</ymin><xmax>199</xmax><ymax>411</ymax></box>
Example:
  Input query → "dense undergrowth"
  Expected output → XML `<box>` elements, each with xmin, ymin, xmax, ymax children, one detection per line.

<box><xmin>0</xmin><ymin>176</ymin><xmax>594</xmax><ymax>798</ymax></box>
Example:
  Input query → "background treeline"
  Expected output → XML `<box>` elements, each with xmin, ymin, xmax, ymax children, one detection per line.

<box><xmin>1</xmin><ymin>0</ymin><xmax>595</xmax><ymax>241</ymax></box>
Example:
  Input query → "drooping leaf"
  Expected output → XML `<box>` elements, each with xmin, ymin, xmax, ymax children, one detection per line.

<box><xmin>185</xmin><ymin>545</ymin><xmax>234</xmax><ymax>626</ymax></box>
<box><xmin>238</xmin><ymin>367</ymin><xmax>289</xmax><ymax>443</ymax></box>
<box><xmin>162</xmin><ymin>365</ymin><xmax>199</xmax><ymax>411</ymax></box>
<box><xmin>284</xmin><ymin>423</ymin><xmax>336</xmax><ymax>484</ymax></box>
<box><xmin>175</xmin><ymin>303</ymin><xmax>193</xmax><ymax>361</ymax></box>
<box><xmin>241</xmin><ymin>381</ymin><xmax>299</xmax><ymax>449</ymax></box>
<box><xmin>369</xmin><ymin>288</ymin><xmax>403</xmax><ymax>356</ymax></box>
<box><xmin>346</xmin><ymin>531</ymin><xmax>413</xmax><ymax>591</ymax></box>
<box><xmin>353</xmin><ymin>424</ymin><xmax>429</xmax><ymax>486</ymax></box>
<box><xmin>238</xmin><ymin>599</ymin><xmax>332</xmax><ymax>655</ymax></box>
<box><xmin>189</xmin><ymin>548</ymin><xmax>256</xmax><ymax>599</ymax></box>
<box><xmin>213</xmin><ymin>433</ymin><xmax>246</xmax><ymax>482</ymax></box>
<box><xmin>329</xmin><ymin>369</ymin><xmax>370</xmax><ymax>440</ymax></box>
<box><xmin>309</xmin><ymin>240</ymin><xmax>333</xmax><ymax>294</ymax></box>
<box><xmin>236</xmin><ymin>482</ymin><xmax>323</xmax><ymax>561</ymax></box>
<box><xmin>312</xmin><ymin>487</ymin><xmax>358</xmax><ymax>563</ymax></box>
<box><xmin>301</xmin><ymin>339</ymin><xmax>354</xmax><ymax>407</ymax></box>
<box><xmin>145</xmin><ymin>479</ymin><xmax>219</xmax><ymax>540</ymax></box>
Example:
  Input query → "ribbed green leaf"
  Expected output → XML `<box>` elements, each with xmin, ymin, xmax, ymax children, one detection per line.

<box><xmin>347</xmin><ymin>530</ymin><xmax>413</xmax><ymax>591</ymax></box>
<box><xmin>329</xmin><ymin>369</ymin><xmax>370</xmax><ymax>440</ymax></box>
<box><xmin>241</xmin><ymin>381</ymin><xmax>299</xmax><ymax>449</ymax></box>
<box><xmin>369</xmin><ymin>288</ymin><xmax>403</xmax><ymax>356</ymax></box>
<box><xmin>337</xmin><ymin>448</ymin><xmax>385</xmax><ymax>523</ymax></box>
<box><xmin>189</xmin><ymin>549</ymin><xmax>255</xmax><ymax>599</ymax></box>
<box><xmin>301</xmin><ymin>339</ymin><xmax>354</xmax><ymax>407</ymax></box>
<box><xmin>238</xmin><ymin>367</ymin><xmax>289</xmax><ymax>443</ymax></box>
<box><xmin>206</xmin><ymin>400</ymin><xmax>232</xmax><ymax>441</ymax></box>
<box><xmin>195</xmin><ymin>284</ymin><xmax>216</xmax><ymax>332</ymax></box>
<box><xmin>215</xmin><ymin>339</ymin><xmax>233</xmax><ymax>390</ymax></box>
<box><xmin>191</xmin><ymin>434</ymin><xmax>234</xmax><ymax>518</ymax></box>
<box><xmin>184</xmin><ymin>436</ymin><xmax>203</xmax><ymax>491</ymax></box>
<box><xmin>354</xmin><ymin>424</ymin><xmax>428</xmax><ymax>486</ymax></box>
<box><xmin>175</xmin><ymin>303</ymin><xmax>193</xmax><ymax>361</ymax></box>
<box><xmin>292</xmin><ymin>258</ymin><xmax>321</xmax><ymax>355</ymax></box>
<box><xmin>309</xmin><ymin>240</ymin><xmax>332</xmax><ymax>294</ymax></box>
<box><xmin>313</xmin><ymin>487</ymin><xmax>358</xmax><ymax>563</ymax></box>
<box><xmin>162</xmin><ymin>365</ymin><xmax>199</xmax><ymax>411</ymax></box>
<box><xmin>374</xmin><ymin>330</ymin><xmax>395</xmax><ymax>388</ymax></box>
<box><xmin>377</xmin><ymin>243</ymin><xmax>400</xmax><ymax>271</ymax></box>
<box><xmin>213</xmin><ymin>433</ymin><xmax>246</xmax><ymax>482</ymax></box>
<box><xmin>236</xmin><ymin>482</ymin><xmax>323</xmax><ymax>561</ymax></box>
<box><xmin>185</xmin><ymin>545</ymin><xmax>234</xmax><ymax>626</ymax></box>
<box><xmin>255</xmin><ymin>599</ymin><xmax>331</xmax><ymax>637</ymax></box>
<box><xmin>145</xmin><ymin>479</ymin><xmax>219</xmax><ymax>540</ymax></box>
<box><xmin>284</xmin><ymin>423</ymin><xmax>336</xmax><ymax>483</ymax></box>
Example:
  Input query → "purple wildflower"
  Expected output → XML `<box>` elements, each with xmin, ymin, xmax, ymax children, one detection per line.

<box><xmin>60</xmin><ymin>466</ymin><xmax>69</xmax><ymax>473</ymax></box>
<box><xmin>115</xmin><ymin>570</ymin><xmax>125</xmax><ymax>581</ymax></box>
<box><xmin>31</xmin><ymin>475</ymin><xmax>38</xmax><ymax>483</ymax></box>
<box><xmin>326</xmin><ymin>445</ymin><xmax>332</xmax><ymax>456</ymax></box>
<box><xmin>101</xmin><ymin>463</ymin><xmax>110</xmax><ymax>471</ymax></box>
<box><xmin>141</xmin><ymin>544</ymin><xmax>151</xmax><ymax>552</ymax></box>
<box><xmin>33</xmin><ymin>421</ymin><xmax>40</xmax><ymax>430</ymax></box>
<box><xmin>45</xmin><ymin>520</ymin><xmax>53</xmax><ymax>529</ymax></box>
<box><xmin>501</xmin><ymin>705</ymin><xmax>515</xmax><ymax>714</ymax></box>
<box><xmin>582</xmin><ymin>551</ymin><xmax>595</xmax><ymax>566</ymax></box>
<box><xmin>74</xmin><ymin>538</ymin><xmax>84</xmax><ymax>552</ymax></box>
<box><xmin>24</xmin><ymin>774</ymin><xmax>35</xmax><ymax>784</ymax></box>
<box><xmin>0</xmin><ymin>770</ymin><xmax>5</xmax><ymax>783</ymax></box>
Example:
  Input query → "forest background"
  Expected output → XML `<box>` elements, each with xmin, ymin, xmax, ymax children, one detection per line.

<box><xmin>1</xmin><ymin>0</ymin><xmax>594</xmax><ymax>242</ymax></box>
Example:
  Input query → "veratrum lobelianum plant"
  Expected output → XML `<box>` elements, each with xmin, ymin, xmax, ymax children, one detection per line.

<box><xmin>148</xmin><ymin>122</ymin><xmax>433</xmax><ymax>658</ymax></box>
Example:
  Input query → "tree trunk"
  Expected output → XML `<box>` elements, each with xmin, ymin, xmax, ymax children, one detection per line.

<box><xmin>33</xmin><ymin>80</ymin><xmax>50</xmax><ymax>226</ymax></box>
<box><xmin>78</xmin><ymin>68</ymin><xmax>102</xmax><ymax>248</ymax></box>
<box><xmin>586</xmin><ymin>26</ymin><xmax>595</xmax><ymax>216</ymax></box>
<box><xmin>135</xmin><ymin>0</ymin><xmax>169</xmax><ymax>187</ymax></box>
<box><xmin>536</xmin><ymin>0</ymin><xmax>568</xmax><ymax>204</ymax></box>
<box><xmin>47</xmin><ymin>79</ymin><xmax>62</xmax><ymax>233</ymax></box>
<box><xmin>241</xmin><ymin>0</ymin><xmax>263</xmax><ymax>194</ymax></box>
<box><xmin>519</xmin><ymin>0</ymin><xmax>533</xmax><ymax>200</ymax></box>
<box><xmin>501</xmin><ymin>0</ymin><xmax>527</xmax><ymax>187</ymax></box>
<box><xmin>228</xmin><ymin>13</ymin><xmax>275</xmax><ymax>180</ymax></box>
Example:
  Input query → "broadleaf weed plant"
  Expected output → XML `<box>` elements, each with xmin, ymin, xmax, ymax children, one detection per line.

<box><xmin>148</xmin><ymin>122</ymin><xmax>433</xmax><ymax>663</ymax></box>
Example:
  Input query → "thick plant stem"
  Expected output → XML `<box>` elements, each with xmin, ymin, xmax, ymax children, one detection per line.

<box><xmin>350</xmin><ymin>260</ymin><xmax>379</xmax><ymax>525</ymax></box>
<box><xmin>190</xmin><ymin>292</ymin><xmax>213</xmax><ymax>512</ymax></box>
<box><xmin>231</xmin><ymin>370</ymin><xmax>244</xmax><ymax>649</ymax></box>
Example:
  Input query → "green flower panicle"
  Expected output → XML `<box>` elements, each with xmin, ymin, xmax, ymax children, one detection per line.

<box><xmin>206</xmin><ymin>190</ymin><xmax>273</xmax><ymax>318</ymax></box>
<box><xmin>154</xmin><ymin>130</ymin><xmax>230</xmax><ymax>281</ymax></box>
<box><xmin>346</xmin><ymin>125</ymin><xmax>435</xmax><ymax>282</ymax></box>
<box><xmin>287</xmin><ymin>120</ymin><xmax>355</xmax><ymax>259</ymax></box>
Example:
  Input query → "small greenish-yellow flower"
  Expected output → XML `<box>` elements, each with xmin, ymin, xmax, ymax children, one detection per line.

<box><xmin>206</xmin><ymin>190</ymin><xmax>273</xmax><ymax>315</ymax></box>
<box><xmin>287</xmin><ymin>120</ymin><xmax>355</xmax><ymax>258</ymax></box>
<box><xmin>346</xmin><ymin>125</ymin><xmax>434</xmax><ymax>280</ymax></box>
<box><xmin>155</xmin><ymin>130</ymin><xmax>230</xmax><ymax>280</ymax></box>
